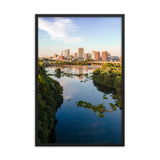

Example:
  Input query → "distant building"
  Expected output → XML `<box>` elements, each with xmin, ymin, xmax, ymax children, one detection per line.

<box><xmin>102</xmin><ymin>51</ymin><xmax>108</xmax><ymax>61</ymax></box>
<box><xmin>84</xmin><ymin>53</ymin><xmax>89</xmax><ymax>60</ymax></box>
<box><xmin>95</xmin><ymin>51</ymin><xmax>100</xmax><ymax>61</ymax></box>
<box><xmin>62</xmin><ymin>49</ymin><xmax>70</xmax><ymax>57</ymax></box>
<box><xmin>77</xmin><ymin>57</ymin><xmax>84</xmax><ymax>61</ymax></box>
<box><xmin>91</xmin><ymin>54</ymin><xmax>95</xmax><ymax>60</ymax></box>
<box><xmin>119</xmin><ymin>56</ymin><xmax>122</xmax><ymax>62</ymax></box>
<box><xmin>67</xmin><ymin>55</ymin><xmax>73</xmax><ymax>61</ymax></box>
<box><xmin>78</xmin><ymin>48</ymin><xmax>84</xmax><ymax>58</ymax></box>
<box><xmin>59</xmin><ymin>56</ymin><xmax>64</xmax><ymax>60</ymax></box>
<box><xmin>91</xmin><ymin>51</ymin><xmax>96</xmax><ymax>60</ymax></box>
<box><xmin>61</xmin><ymin>50</ymin><xmax>64</xmax><ymax>56</ymax></box>
<box><xmin>108</xmin><ymin>56</ymin><xmax>120</xmax><ymax>62</ymax></box>
<box><xmin>40</xmin><ymin>56</ymin><xmax>44</xmax><ymax>60</ymax></box>
<box><xmin>53</xmin><ymin>54</ymin><xmax>57</xmax><ymax>58</ymax></box>
<box><xmin>74</xmin><ymin>52</ymin><xmax>78</xmax><ymax>59</ymax></box>
<box><xmin>44</xmin><ymin>56</ymin><xmax>49</xmax><ymax>59</ymax></box>
<box><xmin>88</xmin><ymin>53</ymin><xmax>91</xmax><ymax>60</ymax></box>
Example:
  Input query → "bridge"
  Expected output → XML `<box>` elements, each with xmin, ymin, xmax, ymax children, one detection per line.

<box><xmin>42</xmin><ymin>61</ymin><xmax>121</xmax><ymax>67</ymax></box>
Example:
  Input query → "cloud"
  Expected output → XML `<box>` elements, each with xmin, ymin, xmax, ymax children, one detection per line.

<box><xmin>39</xmin><ymin>38</ymin><xmax>47</xmax><ymax>41</ymax></box>
<box><xmin>58</xmin><ymin>37</ymin><xmax>82</xmax><ymax>44</ymax></box>
<box><xmin>39</xmin><ymin>18</ymin><xmax>82</xmax><ymax>43</ymax></box>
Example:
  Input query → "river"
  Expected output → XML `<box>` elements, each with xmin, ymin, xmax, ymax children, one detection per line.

<box><xmin>46</xmin><ymin>66</ymin><xmax>122</xmax><ymax>144</ymax></box>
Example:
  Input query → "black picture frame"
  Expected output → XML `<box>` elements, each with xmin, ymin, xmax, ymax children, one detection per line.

<box><xmin>35</xmin><ymin>14</ymin><xmax>125</xmax><ymax>146</ymax></box>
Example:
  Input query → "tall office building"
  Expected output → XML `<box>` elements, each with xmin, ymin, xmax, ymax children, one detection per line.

<box><xmin>95</xmin><ymin>51</ymin><xmax>100</xmax><ymax>61</ymax></box>
<box><xmin>102</xmin><ymin>51</ymin><xmax>108</xmax><ymax>61</ymax></box>
<box><xmin>62</xmin><ymin>49</ymin><xmax>70</xmax><ymax>57</ymax></box>
<box><xmin>64</xmin><ymin>49</ymin><xmax>70</xmax><ymax>57</ymax></box>
<box><xmin>78</xmin><ymin>48</ymin><xmax>84</xmax><ymax>58</ymax></box>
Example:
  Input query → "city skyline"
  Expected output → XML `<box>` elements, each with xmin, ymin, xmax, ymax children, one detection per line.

<box><xmin>38</xmin><ymin>17</ymin><xmax>122</xmax><ymax>57</ymax></box>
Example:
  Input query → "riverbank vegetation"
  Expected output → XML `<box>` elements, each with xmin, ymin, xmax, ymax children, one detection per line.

<box><xmin>92</xmin><ymin>63</ymin><xmax>122</xmax><ymax>109</ymax></box>
<box><xmin>38</xmin><ymin>64</ymin><xmax>63</xmax><ymax>143</ymax></box>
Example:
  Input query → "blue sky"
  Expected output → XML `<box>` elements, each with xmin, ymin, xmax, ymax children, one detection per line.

<box><xmin>38</xmin><ymin>17</ymin><xmax>122</xmax><ymax>57</ymax></box>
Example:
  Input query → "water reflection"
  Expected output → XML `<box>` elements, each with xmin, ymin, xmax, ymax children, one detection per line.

<box><xmin>77</xmin><ymin>68</ymin><xmax>84</xmax><ymax>79</ymax></box>
<box><xmin>48</xmin><ymin>119</ymin><xmax>57</xmax><ymax>143</ymax></box>
<box><xmin>93</xmin><ymin>81</ymin><xmax>116</xmax><ymax>95</ymax></box>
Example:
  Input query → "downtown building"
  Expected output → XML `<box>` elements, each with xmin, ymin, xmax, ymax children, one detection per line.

<box><xmin>74</xmin><ymin>52</ymin><xmax>78</xmax><ymax>59</ymax></box>
<box><xmin>88</xmin><ymin>53</ymin><xmax>91</xmax><ymax>60</ymax></box>
<box><xmin>62</xmin><ymin>49</ymin><xmax>70</xmax><ymax>57</ymax></box>
<box><xmin>102</xmin><ymin>51</ymin><xmax>108</xmax><ymax>61</ymax></box>
<box><xmin>91</xmin><ymin>51</ymin><xmax>96</xmax><ymax>60</ymax></box>
<box><xmin>53</xmin><ymin>53</ymin><xmax>57</xmax><ymax>58</ymax></box>
<box><xmin>108</xmin><ymin>55</ymin><xmax>120</xmax><ymax>62</ymax></box>
<box><xmin>84</xmin><ymin>53</ymin><xmax>90</xmax><ymax>60</ymax></box>
<box><xmin>78</xmin><ymin>48</ymin><xmax>84</xmax><ymax>58</ymax></box>
<box><xmin>85</xmin><ymin>53</ymin><xmax>92</xmax><ymax>60</ymax></box>
<box><xmin>95</xmin><ymin>51</ymin><xmax>100</xmax><ymax>61</ymax></box>
<box><xmin>119</xmin><ymin>56</ymin><xmax>122</xmax><ymax>62</ymax></box>
<box><xmin>52</xmin><ymin>53</ymin><xmax>58</xmax><ymax>60</ymax></box>
<box><xmin>59</xmin><ymin>55</ymin><xmax>64</xmax><ymax>60</ymax></box>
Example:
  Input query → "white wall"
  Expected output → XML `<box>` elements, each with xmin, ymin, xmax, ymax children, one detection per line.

<box><xmin>0</xmin><ymin>0</ymin><xmax>160</xmax><ymax>160</ymax></box>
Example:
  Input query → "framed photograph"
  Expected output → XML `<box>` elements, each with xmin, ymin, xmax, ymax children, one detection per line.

<box><xmin>35</xmin><ymin>14</ymin><xmax>125</xmax><ymax>146</ymax></box>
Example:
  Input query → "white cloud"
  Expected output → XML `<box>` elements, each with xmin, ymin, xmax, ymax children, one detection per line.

<box><xmin>39</xmin><ymin>38</ymin><xmax>47</xmax><ymax>41</ymax></box>
<box><xmin>39</xmin><ymin>18</ymin><xmax>82</xmax><ymax>43</ymax></box>
<box><xmin>58</xmin><ymin>37</ymin><xmax>82</xmax><ymax>44</ymax></box>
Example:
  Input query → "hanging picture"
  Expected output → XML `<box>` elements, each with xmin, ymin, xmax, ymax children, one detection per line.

<box><xmin>35</xmin><ymin>14</ymin><xmax>125</xmax><ymax>146</ymax></box>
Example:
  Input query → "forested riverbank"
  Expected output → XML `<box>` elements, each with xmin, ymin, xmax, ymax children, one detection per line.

<box><xmin>37</xmin><ymin>64</ymin><xmax>63</xmax><ymax>143</ymax></box>
<box><xmin>92</xmin><ymin>63</ymin><xmax>122</xmax><ymax>109</ymax></box>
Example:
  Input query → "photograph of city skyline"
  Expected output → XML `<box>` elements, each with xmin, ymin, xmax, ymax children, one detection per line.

<box><xmin>36</xmin><ymin>14</ymin><xmax>124</xmax><ymax>146</ymax></box>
